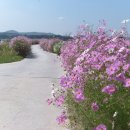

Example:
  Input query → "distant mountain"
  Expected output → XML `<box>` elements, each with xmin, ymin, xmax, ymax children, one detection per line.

<box><xmin>0</xmin><ymin>30</ymin><xmax>72</xmax><ymax>41</ymax></box>
<box><xmin>4</xmin><ymin>30</ymin><xmax>19</xmax><ymax>34</ymax></box>
<box><xmin>20</xmin><ymin>32</ymin><xmax>54</xmax><ymax>36</ymax></box>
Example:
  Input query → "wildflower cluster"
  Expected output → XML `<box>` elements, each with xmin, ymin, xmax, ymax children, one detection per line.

<box><xmin>48</xmin><ymin>22</ymin><xmax>130</xmax><ymax>130</ymax></box>
<box><xmin>10</xmin><ymin>36</ymin><xmax>32</xmax><ymax>57</ymax></box>
<box><xmin>40</xmin><ymin>38</ymin><xmax>63</xmax><ymax>54</ymax></box>
<box><xmin>10</xmin><ymin>36</ymin><xmax>32</xmax><ymax>46</ymax></box>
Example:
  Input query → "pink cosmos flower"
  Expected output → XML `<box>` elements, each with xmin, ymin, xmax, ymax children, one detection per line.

<box><xmin>94</xmin><ymin>124</ymin><xmax>107</xmax><ymax>130</ymax></box>
<box><xmin>74</xmin><ymin>88</ymin><xmax>85</xmax><ymax>101</ymax></box>
<box><xmin>73</xmin><ymin>65</ymin><xmax>84</xmax><ymax>74</ymax></box>
<box><xmin>102</xmin><ymin>85</ymin><xmax>117</xmax><ymax>95</ymax></box>
<box><xmin>106</xmin><ymin>65</ymin><xmax>117</xmax><ymax>76</ymax></box>
<box><xmin>60</xmin><ymin>76</ymin><xmax>71</xmax><ymax>89</ymax></box>
<box><xmin>115</xmin><ymin>73</ymin><xmax>125</xmax><ymax>83</ymax></box>
<box><xmin>55</xmin><ymin>96</ymin><xmax>65</xmax><ymax>107</ymax></box>
<box><xmin>124</xmin><ymin>78</ymin><xmax>130</xmax><ymax>88</ymax></box>
<box><xmin>91</xmin><ymin>102</ymin><xmax>99</xmax><ymax>111</ymax></box>
<box><xmin>123</xmin><ymin>64</ymin><xmax>130</xmax><ymax>72</ymax></box>
<box><xmin>56</xmin><ymin>112</ymin><xmax>67</xmax><ymax>125</ymax></box>
<box><xmin>47</xmin><ymin>98</ymin><xmax>53</xmax><ymax>105</ymax></box>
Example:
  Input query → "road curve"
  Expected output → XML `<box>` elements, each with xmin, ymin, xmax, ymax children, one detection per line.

<box><xmin>0</xmin><ymin>45</ymin><xmax>65</xmax><ymax>130</ymax></box>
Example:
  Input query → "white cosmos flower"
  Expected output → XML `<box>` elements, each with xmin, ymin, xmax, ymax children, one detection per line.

<box><xmin>51</xmin><ymin>89</ymin><xmax>55</xmax><ymax>98</ymax></box>
<box><xmin>119</xmin><ymin>47</ymin><xmax>125</xmax><ymax>52</ymax></box>
<box><xmin>82</xmin><ymin>49</ymin><xmax>90</xmax><ymax>55</ymax></box>
<box><xmin>108</xmin><ymin>48</ymin><xmax>114</xmax><ymax>54</ymax></box>
<box><xmin>111</xmin><ymin>37</ymin><xmax>118</xmax><ymax>42</ymax></box>
<box><xmin>113</xmin><ymin>111</ymin><xmax>118</xmax><ymax>117</ymax></box>
<box><xmin>120</xmin><ymin>29</ymin><xmax>125</xmax><ymax>35</ymax></box>
<box><xmin>121</xmin><ymin>19</ymin><xmax>130</xmax><ymax>24</ymax></box>
<box><xmin>111</xmin><ymin>30</ymin><xmax>116</xmax><ymax>36</ymax></box>
<box><xmin>51</xmin><ymin>88</ymin><xmax>59</xmax><ymax>98</ymax></box>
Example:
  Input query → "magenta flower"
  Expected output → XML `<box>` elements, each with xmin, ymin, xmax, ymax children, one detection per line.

<box><xmin>102</xmin><ymin>85</ymin><xmax>117</xmax><ymax>95</ymax></box>
<box><xmin>55</xmin><ymin>96</ymin><xmax>65</xmax><ymax>107</ymax></box>
<box><xmin>56</xmin><ymin>112</ymin><xmax>67</xmax><ymax>125</ymax></box>
<box><xmin>124</xmin><ymin>78</ymin><xmax>130</xmax><ymax>88</ymax></box>
<box><xmin>106</xmin><ymin>65</ymin><xmax>118</xmax><ymax>76</ymax></box>
<box><xmin>74</xmin><ymin>88</ymin><xmax>85</xmax><ymax>101</ymax></box>
<box><xmin>60</xmin><ymin>76</ymin><xmax>71</xmax><ymax>89</ymax></box>
<box><xmin>73</xmin><ymin>65</ymin><xmax>84</xmax><ymax>74</ymax></box>
<box><xmin>91</xmin><ymin>102</ymin><xmax>99</xmax><ymax>111</ymax></box>
<box><xmin>46</xmin><ymin>98</ymin><xmax>53</xmax><ymax>105</ymax></box>
<box><xmin>115</xmin><ymin>73</ymin><xmax>125</xmax><ymax>83</ymax></box>
<box><xmin>123</xmin><ymin>64</ymin><xmax>130</xmax><ymax>72</ymax></box>
<box><xmin>94</xmin><ymin>124</ymin><xmax>107</xmax><ymax>130</ymax></box>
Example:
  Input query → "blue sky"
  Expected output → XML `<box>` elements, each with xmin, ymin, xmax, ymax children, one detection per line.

<box><xmin>0</xmin><ymin>0</ymin><xmax>130</xmax><ymax>34</ymax></box>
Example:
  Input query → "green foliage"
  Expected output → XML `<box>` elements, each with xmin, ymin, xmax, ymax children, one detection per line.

<box><xmin>0</xmin><ymin>43</ymin><xmax>23</xmax><ymax>63</ymax></box>
<box><xmin>13</xmin><ymin>41</ymin><xmax>31</xmax><ymax>57</ymax></box>
<box><xmin>53</xmin><ymin>42</ymin><xmax>63</xmax><ymax>55</ymax></box>
<box><xmin>65</xmin><ymin>77</ymin><xmax>130</xmax><ymax>130</ymax></box>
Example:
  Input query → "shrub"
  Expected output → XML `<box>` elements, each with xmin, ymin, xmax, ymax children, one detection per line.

<box><xmin>12</xmin><ymin>41</ymin><xmax>31</xmax><ymax>57</ymax></box>
<box><xmin>47</xmin><ymin>21</ymin><xmax>130</xmax><ymax>130</ymax></box>
<box><xmin>40</xmin><ymin>38</ymin><xmax>62</xmax><ymax>53</ymax></box>
<box><xmin>40</xmin><ymin>39</ymin><xmax>53</xmax><ymax>52</ymax></box>
<box><xmin>10</xmin><ymin>36</ymin><xmax>31</xmax><ymax>57</ymax></box>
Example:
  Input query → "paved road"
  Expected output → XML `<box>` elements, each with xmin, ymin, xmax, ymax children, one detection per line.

<box><xmin>0</xmin><ymin>45</ymin><xmax>65</xmax><ymax>130</ymax></box>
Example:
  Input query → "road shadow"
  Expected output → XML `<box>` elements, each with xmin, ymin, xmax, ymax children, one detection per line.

<box><xmin>26</xmin><ymin>52</ymin><xmax>37</xmax><ymax>59</ymax></box>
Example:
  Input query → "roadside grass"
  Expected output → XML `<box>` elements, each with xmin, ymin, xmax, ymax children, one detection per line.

<box><xmin>53</xmin><ymin>41</ymin><xmax>63</xmax><ymax>55</ymax></box>
<box><xmin>0</xmin><ymin>43</ymin><xmax>23</xmax><ymax>63</ymax></box>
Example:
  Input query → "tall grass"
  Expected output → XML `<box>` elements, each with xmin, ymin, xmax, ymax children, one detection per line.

<box><xmin>0</xmin><ymin>43</ymin><xmax>23</xmax><ymax>63</ymax></box>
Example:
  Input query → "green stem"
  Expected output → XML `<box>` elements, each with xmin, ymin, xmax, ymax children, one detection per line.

<box><xmin>78</xmin><ymin>103</ymin><xmax>94</xmax><ymax>127</ymax></box>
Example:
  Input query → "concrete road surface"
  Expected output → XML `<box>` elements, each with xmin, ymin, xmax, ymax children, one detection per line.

<box><xmin>0</xmin><ymin>45</ymin><xmax>66</xmax><ymax>130</ymax></box>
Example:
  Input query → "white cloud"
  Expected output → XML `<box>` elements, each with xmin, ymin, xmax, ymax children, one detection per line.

<box><xmin>58</xmin><ymin>16</ymin><xmax>64</xmax><ymax>21</ymax></box>
<box><xmin>121</xmin><ymin>19</ymin><xmax>130</xmax><ymax>24</ymax></box>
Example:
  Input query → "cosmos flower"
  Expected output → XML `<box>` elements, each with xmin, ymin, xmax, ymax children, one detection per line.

<box><xmin>115</xmin><ymin>73</ymin><xmax>125</xmax><ymax>83</ymax></box>
<box><xmin>56</xmin><ymin>112</ymin><xmax>67</xmax><ymax>125</ymax></box>
<box><xmin>55</xmin><ymin>96</ymin><xmax>65</xmax><ymax>107</ymax></box>
<box><xmin>73</xmin><ymin>88</ymin><xmax>85</xmax><ymax>101</ymax></box>
<box><xmin>94</xmin><ymin>124</ymin><xmax>107</xmax><ymax>130</ymax></box>
<box><xmin>106</xmin><ymin>65</ymin><xmax>118</xmax><ymax>76</ymax></box>
<box><xmin>91</xmin><ymin>102</ymin><xmax>99</xmax><ymax>111</ymax></box>
<box><xmin>124</xmin><ymin>78</ymin><xmax>130</xmax><ymax>88</ymax></box>
<box><xmin>102</xmin><ymin>85</ymin><xmax>117</xmax><ymax>95</ymax></box>
<box><xmin>46</xmin><ymin>98</ymin><xmax>53</xmax><ymax>105</ymax></box>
